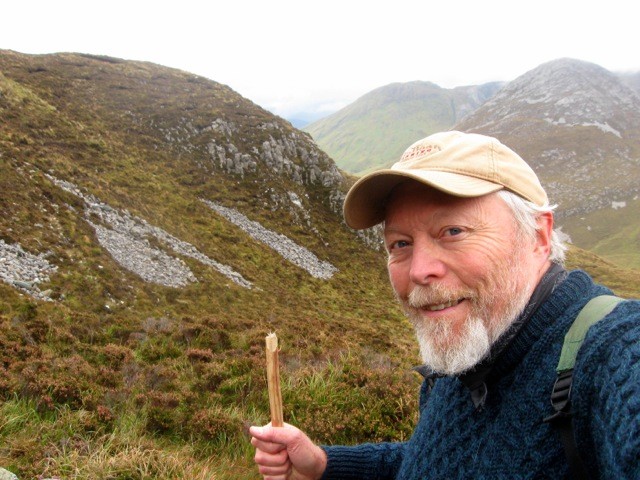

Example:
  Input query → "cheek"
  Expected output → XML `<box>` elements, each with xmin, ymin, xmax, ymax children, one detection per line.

<box><xmin>455</xmin><ymin>241</ymin><xmax>515</xmax><ymax>282</ymax></box>
<box><xmin>455</xmin><ymin>257</ymin><xmax>489</xmax><ymax>284</ymax></box>
<box><xmin>387</xmin><ymin>261</ymin><xmax>409</xmax><ymax>297</ymax></box>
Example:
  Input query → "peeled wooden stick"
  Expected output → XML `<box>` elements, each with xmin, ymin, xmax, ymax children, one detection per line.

<box><xmin>265</xmin><ymin>332</ymin><xmax>284</xmax><ymax>427</ymax></box>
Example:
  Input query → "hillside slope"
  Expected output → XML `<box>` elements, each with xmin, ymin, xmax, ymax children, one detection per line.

<box><xmin>0</xmin><ymin>50</ymin><xmax>418</xmax><ymax>478</ymax></box>
<box><xmin>304</xmin><ymin>80</ymin><xmax>502</xmax><ymax>174</ymax></box>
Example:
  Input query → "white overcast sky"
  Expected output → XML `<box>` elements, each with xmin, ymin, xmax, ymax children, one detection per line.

<box><xmin>1</xmin><ymin>0</ymin><xmax>638</xmax><ymax>119</ymax></box>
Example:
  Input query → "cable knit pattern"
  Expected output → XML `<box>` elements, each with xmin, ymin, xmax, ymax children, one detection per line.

<box><xmin>321</xmin><ymin>270</ymin><xmax>640</xmax><ymax>479</ymax></box>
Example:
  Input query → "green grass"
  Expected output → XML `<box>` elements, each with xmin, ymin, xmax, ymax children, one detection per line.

<box><xmin>304</xmin><ymin>82</ymin><xmax>458</xmax><ymax>174</ymax></box>
<box><xmin>0</xmin><ymin>397</ymin><xmax>254</xmax><ymax>479</ymax></box>
<box><xmin>560</xmin><ymin>197</ymin><xmax>640</xmax><ymax>269</ymax></box>
<box><xmin>303</xmin><ymin>81</ymin><xmax>502</xmax><ymax>175</ymax></box>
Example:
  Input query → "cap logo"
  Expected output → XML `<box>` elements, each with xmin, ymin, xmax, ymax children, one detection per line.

<box><xmin>400</xmin><ymin>143</ymin><xmax>441</xmax><ymax>162</ymax></box>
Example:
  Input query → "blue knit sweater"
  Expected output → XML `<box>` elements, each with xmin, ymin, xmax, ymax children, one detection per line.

<box><xmin>321</xmin><ymin>271</ymin><xmax>640</xmax><ymax>479</ymax></box>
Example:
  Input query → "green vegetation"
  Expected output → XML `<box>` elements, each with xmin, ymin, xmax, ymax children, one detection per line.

<box><xmin>564</xmin><ymin>245</ymin><xmax>640</xmax><ymax>299</ymax></box>
<box><xmin>0</xmin><ymin>50</ymin><xmax>638</xmax><ymax>479</ymax></box>
<box><xmin>560</xmin><ymin>198</ymin><xmax>640</xmax><ymax>270</ymax></box>
<box><xmin>304</xmin><ymin>82</ymin><xmax>459</xmax><ymax>174</ymax></box>
<box><xmin>303</xmin><ymin>81</ymin><xmax>501</xmax><ymax>175</ymax></box>
<box><xmin>0</xmin><ymin>296</ymin><xmax>419</xmax><ymax>479</ymax></box>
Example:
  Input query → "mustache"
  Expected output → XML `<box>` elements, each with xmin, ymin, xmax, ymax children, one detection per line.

<box><xmin>406</xmin><ymin>284</ymin><xmax>476</xmax><ymax>309</ymax></box>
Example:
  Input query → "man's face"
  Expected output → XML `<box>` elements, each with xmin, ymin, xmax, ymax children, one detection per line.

<box><xmin>383</xmin><ymin>182</ymin><xmax>539</xmax><ymax>375</ymax></box>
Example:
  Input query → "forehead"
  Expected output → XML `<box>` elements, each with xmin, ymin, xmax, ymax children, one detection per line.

<box><xmin>383</xmin><ymin>181</ymin><xmax>509</xmax><ymax>225</ymax></box>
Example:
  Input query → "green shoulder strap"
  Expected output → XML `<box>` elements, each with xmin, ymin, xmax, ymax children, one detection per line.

<box><xmin>547</xmin><ymin>294</ymin><xmax>623</xmax><ymax>480</ymax></box>
<box><xmin>556</xmin><ymin>294</ymin><xmax>624</xmax><ymax>373</ymax></box>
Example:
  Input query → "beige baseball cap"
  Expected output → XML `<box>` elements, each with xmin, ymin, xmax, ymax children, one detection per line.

<box><xmin>343</xmin><ymin>130</ymin><xmax>548</xmax><ymax>229</ymax></box>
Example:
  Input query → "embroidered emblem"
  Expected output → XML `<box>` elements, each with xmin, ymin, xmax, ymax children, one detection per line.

<box><xmin>401</xmin><ymin>143</ymin><xmax>441</xmax><ymax>162</ymax></box>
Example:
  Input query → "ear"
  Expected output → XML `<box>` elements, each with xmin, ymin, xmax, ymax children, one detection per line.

<box><xmin>533</xmin><ymin>211</ymin><xmax>554</xmax><ymax>259</ymax></box>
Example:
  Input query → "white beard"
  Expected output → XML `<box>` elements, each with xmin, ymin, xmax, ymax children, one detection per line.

<box><xmin>401</xmin><ymin>255</ymin><xmax>532</xmax><ymax>376</ymax></box>
<box><xmin>412</xmin><ymin>312</ymin><xmax>491</xmax><ymax>375</ymax></box>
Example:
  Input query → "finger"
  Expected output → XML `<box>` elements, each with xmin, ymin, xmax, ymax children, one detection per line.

<box><xmin>254</xmin><ymin>446</ymin><xmax>289</xmax><ymax>467</ymax></box>
<box><xmin>251</xmin><ymin>436</ymin><xmax>288</xmax><ymax>454</ymax></box>
<box><xmin>257</xmin><ymin>460</ymin><xmax>291</xmax><ymax>477</ymax></box>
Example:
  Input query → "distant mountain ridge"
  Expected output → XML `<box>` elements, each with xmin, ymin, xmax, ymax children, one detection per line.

<box><xmin>457</xmin><ymin>58</ymin><xmax>640</xmax><ymax>209</ymax></box>
<box><xmin>303</xmin><ymin>57</ymin><xmax>640</xmax><ymax>269</ymax></box>
<box><xmin>300</xmin><ymin>57</ymin><xmax>640</xmax><ymax>268</ymax></box>
<box><xmin>303</xmin><ymin>80</ymin><xmax>503</xmax><ymax>174</ymax></box>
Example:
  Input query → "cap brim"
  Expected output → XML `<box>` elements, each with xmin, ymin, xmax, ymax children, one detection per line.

<box><xmin>343</xmin><ymin>169</ymin><xmax>504</xmax><ymax>229</ymax></box>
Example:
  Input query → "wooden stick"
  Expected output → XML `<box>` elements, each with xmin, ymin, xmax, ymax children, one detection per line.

<box><xmin>265</xmin><ymin>332</ymin><xmax>284</xmax><ymax>427</ymax></box>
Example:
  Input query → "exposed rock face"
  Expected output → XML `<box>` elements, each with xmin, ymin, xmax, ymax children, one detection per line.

<box><xmin>206</xmin><ymin>119</ymin><xmax>344</xmax><ymax>191</ymax></box>
<box><xmin>202</xmin><ymin>200</ymin><xmax>337</xmax><ymax>279</ymax></box>
<box><xmin>0</xmin><ymin>239</ymin><xmax>57</xmax><ymax>301</ymax></box>
<box><xmin>46</xmin><ymin>175</ymin><xmax>253</xmax><ymax>289</ymax></box>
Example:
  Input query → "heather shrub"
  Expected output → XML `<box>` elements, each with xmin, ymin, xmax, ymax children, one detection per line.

<box><xmin>186</xmin><ymin>347</ymin><xmax>214</xmax><ymax>363</ymax></box>
<box><xmin>186</xmin><ymin>404</ymin><xmax>243</xmax><ymax>442</ymax></box>
<box><xmin>99</xmin><ymin>343</ymin><xmax>134</xmax><ymax>368</ymax></box>
<box><xmin>139</xmin><ymin>390</ymin><xmax>182</xmax><ymax>434</ymax></box>
<box><xmin>283</xmin><ymin>352</ymin><xmax>420</xmax><ymax>445</ymax></box>
<box><xmin>15</xmin><ymin>353</ymin><xmax>100</xmax><ymax>409</ymax></box>
<box><xmin>140</xmin><ymin>364</ymin><xmax>178</xmax><ymax>391</ymax></box>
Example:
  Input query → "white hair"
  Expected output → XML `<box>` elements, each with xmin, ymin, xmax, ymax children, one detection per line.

<box><xmin>497</xmin><ymin>190</ymin><xmax>567</xmax><ymax>266</ymax></box>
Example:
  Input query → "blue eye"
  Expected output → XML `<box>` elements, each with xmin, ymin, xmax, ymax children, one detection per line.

<box><xmin>391</xmin><ymin>240</ymin><xmax>410</xmax><ymax>249</ymax></box>
<box><xmin>387</xmin><ymin>240</ymin><xmax>410</xmax><ymax>252</ymax></box>
<box><xmin>447</xmin><ymin>228</ymin><xmax>463</xmax><ymax>236</ymax></box>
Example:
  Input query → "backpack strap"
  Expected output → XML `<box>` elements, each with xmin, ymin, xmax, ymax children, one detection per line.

<box><xmin>543</xmin><ymin>295</ymin><xmax>623</xmax><ymax>479</ymax></box>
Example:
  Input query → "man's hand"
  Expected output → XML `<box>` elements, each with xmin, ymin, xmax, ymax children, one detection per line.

<box><xmin>250</xmin><ymin>423</ymin><xmax>327</xmax><ymax>480</ymax></box>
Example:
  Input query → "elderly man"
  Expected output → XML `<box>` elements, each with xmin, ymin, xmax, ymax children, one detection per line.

<box><xmin>250</xmin><ymin>131</ymin><xmax>640</xmax><ymax>479</ymax></box>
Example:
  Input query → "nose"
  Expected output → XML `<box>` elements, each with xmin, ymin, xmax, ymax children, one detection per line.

<box><xmin>409</xmin><ymin>241</ymin><xmax>447</xmax><ymax>285</ymax></box>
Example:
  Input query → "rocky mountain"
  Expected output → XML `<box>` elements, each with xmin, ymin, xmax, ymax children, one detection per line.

<box><xmin>619</xmin><ymin>70</ymin><xmax>640</xmax><ymax>95</ymax></box>
<box><xmin>0</xmin><ymin>50</ymin><xmax>365</xmax><ymax>297</ymax></box>
<box><xmin>456</xmin><ymin>58</ymin><xmax>640</xmax><ymax>215</ymax></box>
<box><xmin>454</xmin><ymin>58</ymin><xmax>640</xmax><ymax>268</ymax></box>
<box><xmin>303</xmin><ymin>80</ymin><xmax>503</xmax><ymax>174</ymax></box>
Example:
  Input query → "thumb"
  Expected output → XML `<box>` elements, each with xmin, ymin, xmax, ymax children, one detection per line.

<box><xmin>250</xmin><ymin>422</ymin><xmax>296</xmax><ymax>443</ymax></box>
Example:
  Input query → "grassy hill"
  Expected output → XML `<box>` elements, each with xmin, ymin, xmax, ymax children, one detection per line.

<box><xmin>303</xmin><ymin>81</ymin><xmax>502</xmax><ymax>175</ymax></box>
<box><xmin>560</xmin><ymin>196</ymin><xmax>640</xmax><ymax>269</ymax></box>
<box><xmin>0</xmin><ymin>51</ymin><xmax>638</xmax><ymax>479</ymax></box>
<box><xmin>0</xmin><ymin>50</ymin><xmax>420</xmax><ymax>479</ymax></box>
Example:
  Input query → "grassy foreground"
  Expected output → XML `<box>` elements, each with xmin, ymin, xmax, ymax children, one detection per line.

<box><xmin>0</xmin><ymin>349</ymin><xmax>419</xmax><ymax>479</ymax></box>
<box><xmin>1</xmin><ymin>248</ymin><xmax>638</xmax><ymax>479</ymax></box>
